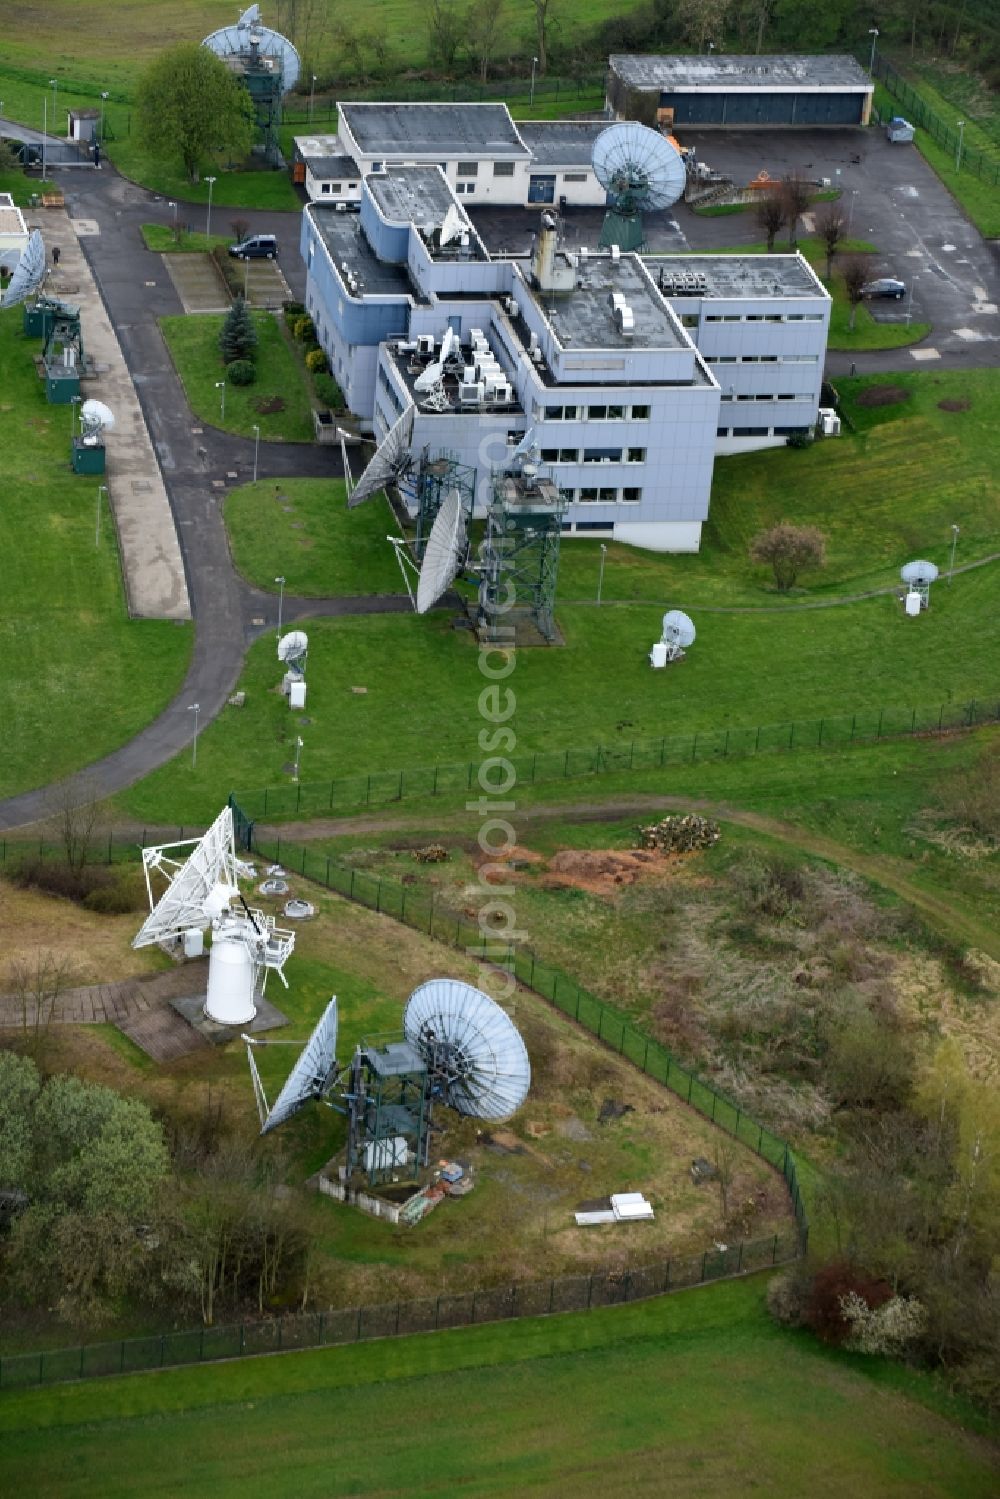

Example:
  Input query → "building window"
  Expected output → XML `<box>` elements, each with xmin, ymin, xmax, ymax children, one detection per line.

<box><xmin>348</xmin><ymin>183</ymin><xmax>358</xmax><ymax>190</ymax></box>
<box><xmin>626</xmin><ymin>447</ymin><xmax>645</xmax><ymax>463</ymax></box>
<box><xmin>562</xmin><ymin>172</ymin><xmax>587</xmax><ymax>182</ymax></box>
<box><xmin>630</xmin><ymin>404</ymin><xmax>650</xmax><ymax>420</ymax></box>
<box><xmin>493</xmin><ymin>161</ymin><xmax>515</xmax><ymax>177</ymax></box>
<box><xmin>583</xmin><ymin>447</ymin><xmax>621</xmax><ymax>464</ymax></box>
<box><xmin>558</xmin><ymin>448</ymin><xmax>579</xmax><ymax>463</ymax></box>
<box><xmin>607</xmin><ymin>404</ymin><xmax>625</xmax><ymax>420</ymax></box>
<box><xmin>578</xmin><ymin>486</ymin><xmax>599</xmax><ymax>502</ymax></box>
<box><xmin>717</xmin><ymin>427</ymin><xmax>730</xmax><ymax>438</ymax></box>
<box><xmin>320</xmin><ymin>183</ymin><xmax>332</xmax><ymax>195</ymax></box>
<box><xmin>541</xmin><ymin>448</ymin><xmax>560</xmax><ymax>463</ymax></box>
<box><xmin>733</xmin><ymin>425</ymin><xmax>770</xmax><ymax>436</ymax></box>
<box><xmin>587</xmin><ymin>405</ymin><xmax>607</xmax><ymax>420</ymax></box>
<box><xmin>456</xmin><ymin>161</ymin><xmax>479</xmax><ymax>176</ymax></box>
<box><xmin>456</xmin><ymin>182</ymin><xmax>475</xmax><ymax>195</ymax></box>
<box><xmin>598</xmin><ymin>487</ymin><xmax>617</xmax><ymax>503</ymax></box>
<box><xmin>774</xmin><ymin>425</ymin><xmax>810</xmax><ymax>436</ymax></box>
<box><xmin>621</xmin><ymin>487</ymin><xmax>641</xmax><ymax>503</ymax></box>
<box><xmin>559</xmin><ymin>487</ymin><xmax>576</xmax><ymax>503</ymax></box>
<box><xmin>575</xmin><ymin>521</ymin><xmax>614</xmax><ymax>532</ymax></box>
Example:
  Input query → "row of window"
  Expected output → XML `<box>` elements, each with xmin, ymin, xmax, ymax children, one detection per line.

<box><xmin>720</xmin><ymin>393</ymin><xmax>803</xmax><ymax>403</ymax></box>
<box><xmin>705</xmin><ymin>313</ymin><xmax>825</xmax><ymax>323</ymax></box>
<box><xmin>560</xmin><ymin>487</ymin><xmax>643</xmax><ymax>505</ymax></box>
<box><xmin>540</xmin><ymin>447</ymin><xmax>646</xmax><ymax>465</ymax></box>
<box><xmin>718</xmin><ymin>425</ymin><xmax>810</xmax><ymax>438</ymax></box>
<box><xmin>707</xmin><ymin>354</ymin><xmax>819</xmax><ymax>365</ymax></box>
<box><xmin>539</xmin><ymin>403</ymin><xmax>651</xmax><ymax>422</ymax></box>
<box><xmin>318</xmin><ymin>181</ymin><xmax>359</xmax><ymax>195</ymax></box>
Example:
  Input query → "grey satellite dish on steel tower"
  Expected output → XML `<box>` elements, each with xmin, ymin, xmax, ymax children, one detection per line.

<box><xmin>403</xmin><ymin>978</ymin><xmax>531</xmax><ymax>1120</ymax></box>
<box><xmin>592</xmin><ymin>122</ymin><xmax>686</xmax><ymax>252</ymax></box>
<box><xmin>415</xmin><ymin>487</ymin><xmax>470</xmax><ymax>613</ymax></box>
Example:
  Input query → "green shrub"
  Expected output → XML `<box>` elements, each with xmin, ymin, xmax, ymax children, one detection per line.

<box><xmin>305</xmin><ymin>347</ymin><xmax>329</xmax><ymax>373</ymax></box>
<box><xmin>293</xmin><ymin>314</ymin><xmax>315</xmax><ymax>342</ymax></box>
<box><xmin>313</xmin><ymin>373</ymin><xmax>344</xmax><ymax>409</ymax></box>
<box><xmin>786</xmin><ymin>430</ymin><xmax>813</xmax><ymax>449</ymax></box>
<box><xmin>227</xmin><ymin>359</ymin><xmax>256</xmax><ymax>386</ymax></box>
<box><xmin>282</xmin><ymin>301</ymin><xmax>305</xmax><ymax>331</ymax></box>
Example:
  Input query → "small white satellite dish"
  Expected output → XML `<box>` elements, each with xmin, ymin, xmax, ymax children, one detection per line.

<box><xmin>79</xmin><ymin>399</ymin><xmax>115</xmax><ymax>440</ymax></box>
<box><xmin>439</xmin><ymin>203</ymin><xmax>466</xmax><ymax>248</ymax></box>
<box><xmin>277</xmin><ymin>630</ymin><xmax>309</xmax><ymax>664</ymax></box>
<box><xmin>439</xmin><ymin>325</ymin><xmax>459</xmax><ymax>365</ymax></box>
<box><xmin>414</xmin><ymin>359</ymin><xmax>445</xmax><ymax>393</ymax></box>
<box><xmin>508</xmin><ymin>427</ymin><xmax>537</xmax><ymax>465</ymax></box>
<box><xmin>416</xmin><ymin>489</ymin><xmax>468</xmax><ymax>614</ymax></box>
<box><xmin>900</xmin><ymin>560</ymin><xmax>939</xmax><ymax>586</ymax></box>
<box><xmin>661</xmin><ymin>609</ymin><xmax>696</xmax><ymax>648</ymax></box>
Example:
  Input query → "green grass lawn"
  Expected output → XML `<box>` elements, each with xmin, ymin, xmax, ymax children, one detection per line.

<box><xmin>140</xmin><ymin>224</ymin><xmax>233</xmax><ymax>254</ymax></box>
<box><xmin>160</xmin><ymin>311</ymin><xmax>314</xmax><ymax>442</ymax></box>
<box><xmin>224</xmin><ymin>480</ymin><xmax>406</xmax><ymax>596</ymax></box>
<box><xmin>119</xmin><ymin>554</ymin><xmax>1000</xmax><ymax>823</ymax></box>
<box><xmin>0</xmin><ymin>309</ymin><xmax>192</xmax><ymax>800</ymax></box>
<box><xmin>0</xmin><ymin>168</ymin><xmax>35</xmax><ymax>206</ymax></box>
<box><xmin>1</xmin><ymin>1280</ymin><xmax>994</xmax><ymax>1498</ymax></box>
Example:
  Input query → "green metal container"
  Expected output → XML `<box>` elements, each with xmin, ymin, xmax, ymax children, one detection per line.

<box><xmin>71</xmin><ymin>436</ymin><xmax>106</xmax><ymax>475</ymax></box>
<box><xmin>45</xmin><ymin>365</ymin><xmax>81</xmax><ymax>403</ymax></box>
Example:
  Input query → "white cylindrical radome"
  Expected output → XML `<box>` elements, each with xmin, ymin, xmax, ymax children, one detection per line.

<box><xmin>204</xmin><ymin>929</ymin><xmax>256</xmax><ymax>1026</ymax></box>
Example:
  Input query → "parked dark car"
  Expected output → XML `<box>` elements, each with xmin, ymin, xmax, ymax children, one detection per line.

<box><xmin>229</xmin><ymin>234</ymin><xmax>277</xmax><ymax>260</ymax></box>
<box><xmin>863</xmin><ymin>277</ymin><xmax>906</xmax><ymax>300</ymax></box>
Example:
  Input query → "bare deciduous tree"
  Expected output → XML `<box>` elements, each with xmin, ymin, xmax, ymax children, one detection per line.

<box><xmin>531</xmin><ymin>0</ymin><xmax>560</xmax><ymax>76</ymax></box>
<box><xmin>754</xmin><ymin>189</ymin><xmax>785</xmax><ymax>252</ymax></box>
<box><xmin>4</xmin><ymin>951</ymin><xmax>75</xmax><ymax>1059</ymax></box>
<box><xmin>425</xmin><ymin>0</ymin><xmax>468</xmax><ymax>73</ymax></box>
<box><xmin>815</xmin><ymin>201</ymin><xmax>846</xmax><ymax>278</ymax></box>
<box><xmin>468</xmin><ymin>0</ymin><xmax>506</xmax><ymax>83</ymax></box>
<box><xmin>675</xmin><ymin>0</ymin><xmax>732</xmax><ymax>53</ymax></box>
<box><xmin>713</xmin><ymin>1137</ymin><xmax>737</xmax><ymax>1224</ymax></box>
<box><xmin>779</xmin><ymin>174</ymin><xmax>812</xmax><ymax>249</ymax></box>
<box><xmin>750</xmin><ymin>522</ymin><xmax>827</xmax><ymax>592</ymax></box>
<box><xmin>841</xmin><ymin>255</ymin><xmax>870</xmax><ymax>331</ymax></box>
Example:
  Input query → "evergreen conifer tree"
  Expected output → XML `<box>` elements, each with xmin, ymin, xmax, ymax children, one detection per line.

<box><xmin>219</xmin><ymin>298</ymin><xmax>257</xmax><ymax>363</ymax></box>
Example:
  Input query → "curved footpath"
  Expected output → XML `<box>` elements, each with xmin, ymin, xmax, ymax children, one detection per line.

<box><xmin>0</xmin><ymin>166</ymin><xmax>409</xmax><ymax>833</ymax></box>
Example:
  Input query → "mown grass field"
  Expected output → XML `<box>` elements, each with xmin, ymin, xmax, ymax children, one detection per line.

<box><xmin>1</xmin><ymin>1279</ymin><xmax>994</xmax><ymax>1498</ymax></box>
<box><xmin>0</xmin><ymin>310</ymin><xmax>192</xmax><ymax>800</ymax></box>
<box><xmin>160</xmin><ymin>311</ymin><xmax>314</xmax><ymax>442</ymax></box>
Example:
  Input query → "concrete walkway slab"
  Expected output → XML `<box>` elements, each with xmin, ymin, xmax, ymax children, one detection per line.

<box><xmin>41</xmin><ymin>209</ymin><xmax>191</xmax><ymax>620</ymax></box>
<box><xmin>162</xmin><ymin>251</ymin><xmax>230</xmax><ymax>313</ymax></box>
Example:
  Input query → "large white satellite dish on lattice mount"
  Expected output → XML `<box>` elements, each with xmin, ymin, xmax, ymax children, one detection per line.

<box><xmin>900</xmin><ymin>558</ymin><xmax>938</xmax><ymax>611</ymax></box>
<box><xmin>1</xmin><ymin>230</ymin><xmax>46</xmax><ymax>309</ymax></box>
<box><xmin>347</xmin><ymin>404</ymin><xmax>415</xmax><ymax>509</ymax></box>
<box><xmin>403</xmin><ymin>979</ymin><xmax>531</xmax><ymax>1120</ymax></box>
<box><xmin>203</xmin><ymin>5</ymin><xmax>300</xmax><ymax>94</ymax></box>
<box><xmin>593</xmin><ymin>122</ymin><xmax>686</xmax><ymax>252</ymax></box>
<box><xmin>133</xmin><ymin>806</ymin><xmax>296</xmax><ymax>1027</ymax></box>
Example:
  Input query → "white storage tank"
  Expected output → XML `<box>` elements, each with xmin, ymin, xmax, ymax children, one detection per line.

<box><xmin>204</xmin><ymin>925</ymin><xmax>256</xmax><ymax>1026</ymax></box>
<box><xmin>289</xmin><ymin>679</ymin><xmax>307</xmax><ymax>709</ymax></box>
<box><xmin>650</xmin><ymin>641</ymin><xmax>668</xmax><ymax>668</ymax></box>
<box><xmin>904</xmin><ymin>590</ymin><xmax>922</xmax><ymax>617</ymax></box>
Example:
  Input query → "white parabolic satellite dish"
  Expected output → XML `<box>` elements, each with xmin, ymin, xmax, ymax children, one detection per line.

<box><xmin>662</xmin><ymin>609</ymin><xmax>696</xmax><ymax>647</ymax></box>
<box><xmin>278</xmin><ymin>630</ymin><xmax>309</xmax><ymax>664</ymax></box>
<box><xmin>416</xmin><ymin>488</ymin><xmax>467</xmax><ymax>614</ymax></box>
<box><xmin>591</xmin><ymin>122</ymin><xmax>686</xmax><ymax>211</ymax></box>
<box><xmin>203</xmin><ymin>4</ymin><xmax>301</xmax><ymax>95</ymax></box>
<box><xmin>348</xmin><ymin>404</ymin><xmax>415</xmax><ymax>509</ymax></box>
<box><xmin>80</xmin><ymin>399</ymin><xmax>115</xmax><ymax>438</ymax></box>
<box><xmin>250</xmin><ymin>997</ymin><xmax>339</xmax><ymax>1135</ymax></box>
<box><xmin>1</xmin><ymin>230</ymin><xmax>46</xmax><ymax>309</ymax></box>
<box><xmin>900</xmin><ymin>559</ymin><xmax>939</xmax><ymax>586</ymax></box>
<box><xmin>403</xmin><ymin>978</ymin><xmax>531</xmax><ymax>1120</ymax></box>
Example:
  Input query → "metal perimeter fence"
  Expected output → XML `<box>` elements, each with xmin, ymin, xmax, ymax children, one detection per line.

<box><xmin>0</xmin><ymin>1228</ymin><xmax>799</xmax><ymax>1390</ymax></box>
<box><xmin>233</xmin><ymin>692</ymin><xmax>1000</xmax><ymax>822</ymax></box>
<box><xmin>872</xmin><ymin>50</ymin><xmax>1000</xmax><ymax>187</ymax></box>
<box><xmin>0</xmin><ymin>829</ymin><xmax>198</xmax><ymax>869</ymax></box>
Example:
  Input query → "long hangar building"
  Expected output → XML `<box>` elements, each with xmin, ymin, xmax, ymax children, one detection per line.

<box><xmin>608</xmin><ymin>54</ymin><xmax>874</xmax><ymax>128</ymax></box>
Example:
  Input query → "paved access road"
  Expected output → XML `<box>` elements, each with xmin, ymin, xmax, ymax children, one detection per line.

<box><xmin>0</xmin><ymin>165</ymin><xmax>406</xmax><ymax>833</ymax></box>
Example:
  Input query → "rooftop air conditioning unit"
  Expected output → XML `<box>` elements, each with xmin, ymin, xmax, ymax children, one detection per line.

<box><xmin>462</xmin><ymin>364</ymin><xmax>477</xmax><ymax>383</ymax></box>
<box><xmin>492</xmin><ymin>382</ymin><xmax>513</xmax><ymax>403</ymax></box>
<box><xmin>609</xmin><ymin>291</ymin><xmax>627</xmax><ymax>313</ymax></box>
<box><xmin>611</xmin><ymin>244</ymin><xmax>621</xmax><ymax>263</ymax></box>
<box><xmin>416</xmin><ymin>334</ymin><xmax>435</xmax><ymax>356</ymax></box>
<box><xmin>818</xmin><ymin>407</ymin><xmax>842</xmax><ymax>437</ymax></box>
<box><xmin>335</xmin><ymin>202</ymin><xmax>348</xmax><ymax>213</ymax></box>
<box><xmin>504</xmin><ymin>297</ymin><xmax>518</xmax><ymax>316</ymax></box>
<box><xmin>459</xmin><ymin>381</ymin><xmax>485</xmax><ymax>405</ymax></box>
<box><xmin>531</xmin><ymin>347</ymin><xmax>544</xmax><ymax>364</ymax></box>
<box><xmin>616</xmin><ymin>305</ymin><xmax>635</xmax><ymax>337</ymax></box>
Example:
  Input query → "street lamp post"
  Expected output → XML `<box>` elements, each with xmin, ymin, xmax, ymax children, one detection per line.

<box><xmin>948</xmin><ymin>524</ymin><xmax>960</xmax><ymax>584</ymax></box>
<box><xmin>597</xmin><ymin>543</ymin><xmax>607</xmax><ymax>606</ymax></box>
<box><xmin>188</xmin><ymin>703</ymin><xmax>201</xmax><ymax>767</ymax></box>
<box><xmin>275</xmin><ymin>575</ymin><xmax>286</xmax><ymax>636</ymax></box>
<box><xmin>96</xmin><ymin>483</ymin><xmax>107</xmax><ymax>548</ymax></box>
<box><xmin>310</xmin><ymin>74</ymin><xmax>317</xmax><ymax>123</ymax></box>
<box><xmin>253</xmin><ymin>423</ymin><xmax>260</xmax><ymax>483</ymax></box>
<box><xmin>215</xmin><ymin>380</ymin><xmax>226</xmax><ymax>420</ymax></box>
<box><xmin>293</xmin><ymin>735</ymin><xmax>303</xmax><ymax>781</ymax></box>
<box><xmin>204</xmin><ymin>175</ymin><xmax>216</xmax><ymax>239</ymax></box>
<box><xmin>244</xmin><ymin>255</ymin><xmax>250</xmax><ymax>300</ymax></box>
<box><xmin>847</xmin><ymin>188</ymin><xmax>858</xmax><ymax>234</ymax></box>
<box><xmin>955</xmin><ymin>120</ymin><xmax>965</xmax><ymax>173</ymax></box>
<box><xmin>868</xmin><ymin>27</ymin><xmax>879</xmax><ymax>77</ymax></box>
<box><xmin>50</xmin><ymin>78</ymin><xmax>58</xmax><ymax>133</ymax></box>
<box><xmin>100</xmin><ymin>91</ymin><xmax>109</xmax><ymax>141</ymax></box>
<box><xmin>41</xmin><ymin>95</ymin><xmax>47</xmax><ymax>183</ymax></box>
<box><xmin>530</xmin><ymin>57</ymin><xmax>538</xmax><ymax>107</ymax></box>
<box><xmin>70</xmin><ymin>394</ymin><xmax>81</xmax><ymax>435</ymax></box>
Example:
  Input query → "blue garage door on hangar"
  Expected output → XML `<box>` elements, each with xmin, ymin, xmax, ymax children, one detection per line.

<box><xmin>661</xmin><ymin>92</ymin><xmax>865</xmax><ymax>126</ymax></box>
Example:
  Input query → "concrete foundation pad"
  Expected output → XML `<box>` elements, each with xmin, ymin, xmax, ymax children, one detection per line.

<box><xmin>171</xmin><ymin>992</ymin><xmax>289</xmax><ymax>1045</ymax></box>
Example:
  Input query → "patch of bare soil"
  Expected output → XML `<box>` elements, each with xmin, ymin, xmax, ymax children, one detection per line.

<box><xmin>856</xmin><ymin>384</ymin><xmax>911</xmax><ymax>408</ymax></box>
<box><xmin>938</xmin><ymin>398</ymin><xmax>971</xmax><ymax>412</ymax></box>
